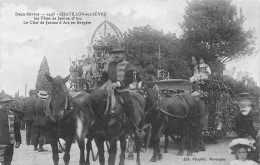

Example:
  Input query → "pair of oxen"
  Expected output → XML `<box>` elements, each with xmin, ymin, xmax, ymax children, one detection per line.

<box><xmin>44</xmin><ymin>74</ymin><xmax>207</xmax><ymax>165</ymax></box>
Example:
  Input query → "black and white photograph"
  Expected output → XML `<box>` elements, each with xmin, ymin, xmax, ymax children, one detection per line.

<box><xmin>0</xmin><ymin>0</ymin><xmax>259</xmax><ymax>165</ymax></box>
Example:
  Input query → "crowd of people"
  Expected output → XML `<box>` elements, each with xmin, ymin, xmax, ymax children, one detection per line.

<box><xmin>69</xmin><ymin>52</ymin><xmax>111</xmax><ymax>90</ymax></box>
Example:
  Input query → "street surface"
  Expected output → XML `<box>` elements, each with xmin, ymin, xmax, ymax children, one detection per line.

<box><xmin>12</xmin><ymin>130</ymin><xmax>235</xmax><ymax>165</ymax></box>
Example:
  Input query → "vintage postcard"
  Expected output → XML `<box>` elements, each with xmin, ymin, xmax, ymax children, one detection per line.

<box><xmin>0</xmin><ymin>0</ymin><xmax>259</xmax><ymax>165</ymax></box>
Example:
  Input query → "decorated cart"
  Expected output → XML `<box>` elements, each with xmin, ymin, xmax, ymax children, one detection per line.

<box><xmin>70</xmin><ymin>18</ymin><xmax>124</xmax><ymax>91</ymax></box>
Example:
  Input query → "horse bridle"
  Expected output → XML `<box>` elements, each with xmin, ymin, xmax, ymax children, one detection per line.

<box><xmin>145</xmin><ymin>94</ymin><xmax>159</xmax><ymax>116</ymax></box>
<box><xmin>45</xmin><ymin>94</ymin><xmax>70</xmax><ymax>122</ymax></box>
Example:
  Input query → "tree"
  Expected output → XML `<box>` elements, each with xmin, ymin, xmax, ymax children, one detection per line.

<box><xmin>124</xmin><ymin>25</ymin><xmax>192</xmax><ymax>79</ymax></box>
<box><xmin>180</xmin><ymin>0</ymin><xmax>255</xmax><ymax>73</ymax></box>
<box><xmin>35</xmin><ymin>56</ymin><xmax>51</xmax><ymax>92</ymax></box>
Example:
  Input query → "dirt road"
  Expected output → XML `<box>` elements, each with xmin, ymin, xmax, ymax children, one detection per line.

<box><xmin>12</xmin><ymin>130</ymin><xmax>234</xmax><ymax>165</ymax></box>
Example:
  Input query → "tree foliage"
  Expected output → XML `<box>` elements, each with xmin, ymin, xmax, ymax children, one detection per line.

<box><xmin>35</xmin><ymin>56</ymin><xmax>51</xmax><ymax>92</ymax></box>
<box><xmin>180</xmin><ymin>0</ymin><xmax>255</xmax><ymax>72</ymax></box>
<box><xmin>124</xmin><ymin>25</ymin><xmax>192</xmax><ymax>79</ymax></box>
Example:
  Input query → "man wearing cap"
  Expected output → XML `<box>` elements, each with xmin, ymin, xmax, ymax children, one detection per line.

<box><xmin>34</xmin><ymin>90</ymin><xmax>48</xmax><ymax>152</ymax></box>
<box><xmin>101</xmin><ymin>44</ymin><xmax>141</xmax><ymax>135</ymax></box>
<box><xmin>234</xmin><ymin>93</ymin><xmax>257</xmax><ymax>139</ymax></box>
<box><xmin>22</xmin><ymin>89</ymin><xmax>37</xmax><ymax>145</ymax></box>
<box><xmin>0</xmin><ymin>99</ymin><xmax>21</xmax><ymax>165</ymax></box>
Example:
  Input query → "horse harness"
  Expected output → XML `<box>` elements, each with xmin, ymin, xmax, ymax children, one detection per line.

<box><xmin>152</xmin><ymin>93</ymin><xmax>199</xmax><ymax>127</ymax></box>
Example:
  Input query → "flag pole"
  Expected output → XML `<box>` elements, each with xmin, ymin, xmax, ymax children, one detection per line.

<box><xmin>157</xmin><ymin>45</ymin><xmax>160</xmax><ymax>78</ymax></box>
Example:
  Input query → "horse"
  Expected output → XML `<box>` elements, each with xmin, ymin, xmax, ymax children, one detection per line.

<box><xmin>45</xmin><ymin>74</ymin><xmax>94</xmax><ymax>165</ymax></box>
<box><xmin>86</xmin><ymin>88</ymin><xmax>145</xmax><ymax>165</ymax></box>
<box><xmin>157</xmin><ymin>90</ymin><xmax>207</xmax><ymax>156</ymax></box>
<box><xmin>163</xmin><ymin>95</ymin><xmax>207</xmax><ymax>154</ymax></box>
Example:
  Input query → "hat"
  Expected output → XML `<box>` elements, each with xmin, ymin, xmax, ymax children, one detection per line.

<box><xmin>237</xmin><ymin>93</ymin><xmax>253</xmax><ymax>100</ymax></box>
<box><xmin>37</xmin><ymin>90</ymin><xmax>49</xmax><ymax>99</ymax></box>
<box><xmin>109</xmin><ymin>44</ymin><xmax>125</xmax><ymax>53</ymax></box>
<box><xmin>0</xmin><ymin>98</ymin><xmax>16</xmax><ymax>103</ymax></box>
<box><xmin>229</xmin><ymin>138</ymin><xmax>254</xmax><ymax>152</ymax></box>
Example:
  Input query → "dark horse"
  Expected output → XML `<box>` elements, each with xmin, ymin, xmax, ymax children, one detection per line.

<box><xmin>162</xmin><ymin>92</ymin><xmax>207</xmax><ymax>156</ymax></box>
<box><xmin>45</xmin><ymin>74</ymin><xmax>94</xmax><ymax>165</ymax></box>
<box><xmin>86</xmin><ymin>88</ymin><xmax>145</xmax><ymax>165</ymax></box>
<box><xmin>145</xmin><ymin>85</ymin><xmax>207</xmax><ymax>161</ymax></box>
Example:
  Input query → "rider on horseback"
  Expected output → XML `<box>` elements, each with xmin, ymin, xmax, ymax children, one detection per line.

<box><xmin>101</xmin><ymin>44</ymin><xmax>142</xmax><ymax>136</ymax></box>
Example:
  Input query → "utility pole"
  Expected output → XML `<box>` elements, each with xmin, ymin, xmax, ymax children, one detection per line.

<box><xmin>157</xmin><ymin>45</ymin><xmax>160</xmax><ymax>78</ymax></box>
<box><xmin>25</xmin><ymin>84</ymin><xmax>27</xmax><ymax>97</ymax></box>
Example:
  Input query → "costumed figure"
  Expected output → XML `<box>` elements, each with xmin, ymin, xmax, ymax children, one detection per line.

<box><xmin>101</xmin><ymin>44</ymin><xmax>142</xmax><ymax>136</ymax></box>
<box><xmin>234</xmin><ymin>93</ymin><xmax>258</xmax><ymax>163</ymax></box>
<box><xmin>229</xmin><ymin>138</ymin><xmax>258</xmax><ymax>165</ymax></box>
<box><xmin>190</xmin><ymin>57</ymin><xmax>211</xmax><ymax>83</ymax></box>
<box><xmin>22</xmin><ymin>89</ymin><xmax>37</xmax><ymax>145</ymax></box>
<box><xmin>0</xmin><ymin>98</ymin><xmax>21</xmax><ymax>165</ymax></box>
<box><xmin>69</xmin><ymin>61</ymin><xmax>79</xmax><ymax>89</ymax></box>
<box><xmin>82</xmin><ymin>58</ymin><xmax>92</xmax><ymax>90</ymax></box>
<box><xmin>77</xmin><ymin>60</ymin><xmax>83</xmax><ymax>89</ymax></box>
<box><xmin>90</xmin><ymin>56</ymin><xmax>98</xmax><ymax>88</ymax></box>
<box><xmin>34</xmin><ymin>90</ymin><xmax>48</xmax><ymax>152</ymax></box>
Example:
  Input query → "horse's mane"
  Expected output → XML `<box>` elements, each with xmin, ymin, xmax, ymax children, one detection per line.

<box><xmin>145</xmin><ymin>87</ymin><xmax>159</xmax><ymax>111</ymax></box>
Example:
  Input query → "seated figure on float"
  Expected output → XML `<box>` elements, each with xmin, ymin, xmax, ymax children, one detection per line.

<box><xmin>190</xmin><ymin>57</ymin><xmax>211</xmax><ymax>96</ymax></box>
<box><xmin>190</xmin><ymin>57</ymin><xmax>211</xmax><ymax>83</ymax></box>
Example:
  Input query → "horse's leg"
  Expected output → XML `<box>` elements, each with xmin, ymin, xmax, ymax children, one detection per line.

<box><xmin>50</xmin><ymin>135</ymin><xmax>59</xmax><ymax>165</ymax></box>
<box><xmin>157</xmin><ymin>122</ymin><xmax>165</xmax><ymax>161</ymax></box>
<box><xmin>177</xmin><ymin>127</ymin><xmax>186</xmax><ymax>156</ymax></box>
<box><xmin>150</xmin><ymin>129</ymin><xmax>158</xmax><ymax>162</ymax></box>
<box><xmin>86</xmin><ymin>137</ymin><xmax>93</xmax><ymax>165</ymax></box>
<box><xmin>192</xmin><ymin>127</ymin><xmax>200</xmax><ymax>153</ymax></box>
<box><xmin>64</xmin><ymin>136</ymin><xmax>73</xmax><ymax>165</ymax></box>
<box><xmin>127</xmin><ymin>136</ymin><xmax>134</xmax><ymax>160</ymax></box>
<box><xmin>186</xmin><ymin>127</ymin><xmax>193</xmax><ymax>156</ymax></box>
<box><xmin>150</xmin><ymin>122</ymin><xmax>164</xmax><ymax>162</ymax></box>
<box><xmin>95</xmin><ymin>137</ymin><xmax>105</xmax><ymax>165</ymax></box>
<box><xmin>108</xmin><ymin>139</ymin><xmax>117</xmax><ymax>165</ymax></box>
<box><xmin>164</xmin><ymin>132</ymin><xmax>169</xmax><ymax>153</ymax></box>
<box><xmin>77</xmin><ymin>138</ymin><xmax>86</xmax><ymax>165</ymax></box>
<box><xmin>119</xmin><ymin>136</ymin><xmax>127</xmax><ymax>165</ymax></box>
<box><xmin>134</xmin><ymin>135</ymin><xmax>142</xmax><ymax>165</ymax></box>
<box><xmin>199</xmin><ymin>135</ymin><xmax>206</xmax><ymax>151</ymax></box>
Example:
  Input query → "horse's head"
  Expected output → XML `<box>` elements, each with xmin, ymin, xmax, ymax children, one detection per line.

<box><xmin>144</xmin><ymin>84</ymin><xmax>159</xmax><ymax>113</ymax></box>
<box><xmin>46</xmin><ymin>73</ymin><xmax>70</xmax><ymax>120</ymax></box>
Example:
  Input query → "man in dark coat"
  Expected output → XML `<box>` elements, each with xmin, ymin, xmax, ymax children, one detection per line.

<box><xmin>34</xmin><ymin>90</ymin><xmax>48</xmax><ymax>152</ymax></box>
<box><xmin>0</xmin><ymin>99</ymin><xmax>21</xmax><ymax>165</ymax></box>
<box><xmin>22</xmin><ymin>89</ymin><xmax>37</xmax><ymax>145</ymax></box>
<box><xmin>101</xmin><ymin>44</ymin><xmax>141</xmax><ymax>136</ymax></box>
<box><xmin>234</xmin><ymin>93</ymin><xmax>257</xmax><ymax>139</ymax></box>
<box><xmin>234</xmin><ymin>93</ymin><xmax>258</xmax><ymax>163</ymax></box>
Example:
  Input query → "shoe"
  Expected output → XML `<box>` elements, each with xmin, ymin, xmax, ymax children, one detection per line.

<box><xmin>38</xmin><ymin>148</ymin><xmax>48</xmax><ymax>152</ymax></box>
<box><xmin>34</xmin><ymin>147</ymin><xmax>38</xmax><ymax>151</ymax></box>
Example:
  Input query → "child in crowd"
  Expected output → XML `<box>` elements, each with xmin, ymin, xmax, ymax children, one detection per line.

<box><xmin>229</xmin><ymin>138</ymin><xmax>258</xmax><ymax>165</ymax></box>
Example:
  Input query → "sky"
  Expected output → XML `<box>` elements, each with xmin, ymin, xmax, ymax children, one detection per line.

<box><xmin>0</xmin><ymin>0</ymin><xmax>259</xmax><ymax>97</ymax></box>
